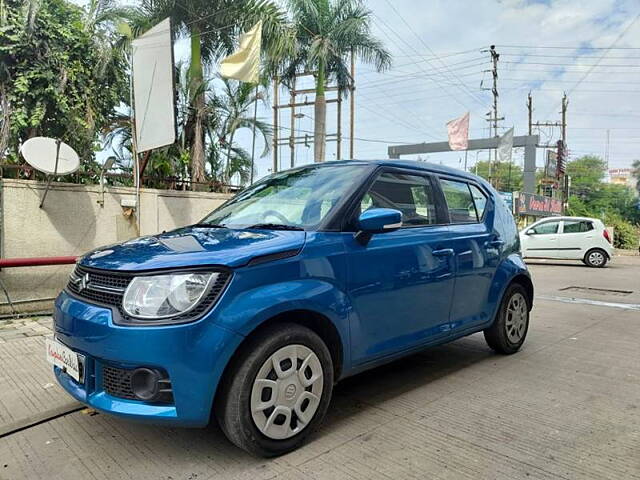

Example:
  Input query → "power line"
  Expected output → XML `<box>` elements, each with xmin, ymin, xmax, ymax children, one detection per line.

<box><xmin>365</xmin><ymin>16</ymin><xmax>479</xmax><ymax>136</ymax></box>
<box><xmin>503</xmin><ymin>61</ymin><xmax>640</xmax><ymax>68</ymax></box>
<box><xmin>501</xmin><ymin>52</ymin><xmax>640</xmax><ymax>59</ymax></box>
<box><xmin>267</xmin><ymin>119</ymin><xmax>419</xmax><ymax>146</ymax></box>
<box><xmin>544</xmin><ymin>13</ymin><xmax>640</xmax><ymax>117</ymax></box>
<box><xmin>497</xmin><ymin>44</ymin><xmax>640</xmax><ymax>50</ymax></box>
<box><xmin>380</xmin><ymin>0</ymin><xmax>489</xmax><ymax>109</ymax></box>
<box><xmin>372</xmin><ymin>15</ymin><xmax>483</xmax><ymax>111</ymax></box>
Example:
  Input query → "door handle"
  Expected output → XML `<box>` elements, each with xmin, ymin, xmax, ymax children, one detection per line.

<box><xmin>486</xmin><ymin>239</ymin><xmax>505</xmax><ymax>248</ymax></box>
<box><xmin>432</xmin><ymin>248</ymin><xmax>454</xmax><ymax>257</ymax></box>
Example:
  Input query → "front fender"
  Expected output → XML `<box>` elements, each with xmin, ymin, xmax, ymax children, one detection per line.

<box><xmin>213</xmin><ymin>277</ymin><xmax>352</xmax><ymax>368</ymax></box>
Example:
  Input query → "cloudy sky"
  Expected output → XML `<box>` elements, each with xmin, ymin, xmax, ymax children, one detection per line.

<box><xmin>233</xmin><ymin>0</ymin><xmax>640</xmax><ymax>180</ymax></box>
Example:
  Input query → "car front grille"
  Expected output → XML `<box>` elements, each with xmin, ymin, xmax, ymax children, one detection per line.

<box><xmin>102</xmin><ymin>365</ymin><xmax>173</xmax><ymax>403</ymax></box>
<box><xmin>66</xmin><ymin>265</ymin><xmax>230</xmax><ymax>325</ymax></box>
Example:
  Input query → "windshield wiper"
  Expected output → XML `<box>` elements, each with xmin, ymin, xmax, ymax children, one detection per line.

<box><xmin>247</xmin><ymin>223</ymin><xmax>304</xmax><ymax>231</ymax></box>
<box><xmin>190</xmin><ymin>223</ymin><xmax>227</xmax><ymax>229</ymax></box>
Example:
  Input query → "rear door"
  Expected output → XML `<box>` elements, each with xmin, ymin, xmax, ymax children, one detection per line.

<box><xmin>438</xmin><ymin>178</ymin><xmax>500</xmax><ymax>332</ymax></box>
<box><xmin>522</xmin><ymin>220</ymin><xmax>562</xmax><ymax>258</ymax></box>
<box><xmin>558</xmin><ymin>219</ymin><xmax>595</xmax><ymax>259</ymax></box>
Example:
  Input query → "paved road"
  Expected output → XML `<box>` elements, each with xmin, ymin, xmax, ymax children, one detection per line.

<box><xmin>1</xmin><ymin>256</ymin><xmax>639</xmax><ymax>479</ymax></box>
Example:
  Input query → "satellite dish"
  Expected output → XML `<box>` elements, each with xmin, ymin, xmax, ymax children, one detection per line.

<box><xmin>20</xmin><ymin>137</ymin><xmax>80</xmax><ymax>175</ymax></box>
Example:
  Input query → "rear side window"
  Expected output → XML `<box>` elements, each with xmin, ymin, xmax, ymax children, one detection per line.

<box><xmin>469</xmin><ymin>184</ymin><xmax>488</xmax><ymax>220</ymax></box>
<box><xmin>563</xmin><ymin>220</ymin><xmax>593</xmax><ymax>233</ymax></box>
<box><xmin>530</xmin><ymin>221</ymin><xmax>560</xmax><ymax>234</ymax></box>
<box><xmin>440</xmin><ymin>179</ymin><xmax>477</xmax><ymax>223</ymax></box>
<box><xmin>360</xmin><ymin>172</ymin><xmax>438</xmax><ymax>226</ymax></box>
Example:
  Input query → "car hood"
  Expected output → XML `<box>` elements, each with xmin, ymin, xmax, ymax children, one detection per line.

<box><xmin>78</xmin><ymin>226</ymin><xmax>306</xmax><ymax>271</ymax></box>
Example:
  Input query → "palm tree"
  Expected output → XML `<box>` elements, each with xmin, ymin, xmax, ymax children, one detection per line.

<box><xmin>214</xmin><ymin>76</ymin><xmax>271</xmax><ymax>185</ymax></box>
<box><xmin>281</xmin><ymin>0</ymin><xmax>391</xmax><ymax>162</ymax></box>
<box><xmin>138</xmin><ymin>0</ymin><xmax>292</xmax><ymax>189</ymax></box>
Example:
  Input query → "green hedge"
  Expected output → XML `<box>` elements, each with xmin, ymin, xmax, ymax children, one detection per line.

<box><xmin>607</xmin><ymin>217</ymin><xmax>639</xmax><ymax>249</ymax></box>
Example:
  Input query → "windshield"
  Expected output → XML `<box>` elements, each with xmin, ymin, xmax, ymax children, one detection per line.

<box><xmin>200</xmin><ymin>164</ymin><xmax>367</xmax><ymax>230</ymax></box>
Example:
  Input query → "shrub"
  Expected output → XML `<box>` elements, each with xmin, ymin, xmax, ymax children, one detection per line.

<box><xmin>606</xmin><ymin>216</ymin><xmax>639</xmax><ymax>249</ymax></box>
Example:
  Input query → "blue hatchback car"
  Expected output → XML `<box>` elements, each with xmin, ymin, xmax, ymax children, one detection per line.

<box><xmin>51</xmin><ymin>160</ymin><xmax>533</xmax><ymax>456</ymax></box>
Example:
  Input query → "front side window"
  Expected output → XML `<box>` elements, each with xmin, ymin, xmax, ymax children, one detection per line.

<box><xmin>440</xmin><ymin>179</ymin><xmax>477</xmax><ymax>223</ymax></box>
<box><xmin>562</xmin><ymin>220</ymin><xmax>593</xmax><ymax>233</ymax></box>
<box><xmin>359</xmin><ymin>172</ymin><xmax>438</xmax><ymax>227</ymax></box>
<box><xmin>201</xmin><ymin>165</ymin><xmax>366</xmax><ymax>229</ymax></box>
<box><xmin>530</xmin><ymin>221</ymin><xmax>560</xmax><ymax>235</ymax></box>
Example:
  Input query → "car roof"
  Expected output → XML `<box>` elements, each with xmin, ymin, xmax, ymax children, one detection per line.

<box><xmin>302</xmin><ymin>159</ymin><xmax>493</xmax><ymax>188</ymax></box>
<box><xmin>534</xmin><ymin>216</ymin><xmax>600</xmax><ymax>223</ymax></box>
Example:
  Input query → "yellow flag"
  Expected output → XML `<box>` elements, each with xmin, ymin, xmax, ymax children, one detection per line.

<box><xmin>220</xmin><ymin>21</ymin><xmax>262</xmax><ymax>84</ymax></box>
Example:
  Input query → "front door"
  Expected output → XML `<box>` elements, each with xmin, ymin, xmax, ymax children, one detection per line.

<box><xmin>523</xmin><ymin>219</ymin><xmax>562</xmax><ymax>258</ymax></box>
<box><xmin>344</xmin><ymin>169</ymin><xmax>455</xmax><ymax>365</ymax></box>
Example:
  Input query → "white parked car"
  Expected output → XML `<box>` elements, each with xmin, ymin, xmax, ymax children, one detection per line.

<box><xmin>519</xmin><ymin>216</ymin><xmax>614</xmax><ymax>267</ymax></box>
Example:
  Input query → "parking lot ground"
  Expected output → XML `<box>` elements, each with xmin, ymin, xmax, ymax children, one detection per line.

<box><xmin>0</xmin><ymin>256</ymin><xmax>639</xmax><ymax>479</ymax></box>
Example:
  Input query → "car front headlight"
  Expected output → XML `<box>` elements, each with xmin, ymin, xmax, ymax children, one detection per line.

<box><xmin>122</xmin><ymin>272</ymin><xmax>218</xmax><ymax>320</ymax></box>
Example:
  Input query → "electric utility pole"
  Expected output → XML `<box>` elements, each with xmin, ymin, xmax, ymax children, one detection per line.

<box><xmin>482</xmin><ymin>45</ymin><xmax>504</xmax><ymax>186</ymax></box>
<box><xmin>527</xmin><ymin>92</ymin><xmax>533</xmax><ymax>135</ymax></box>
<box><xmin>489</xmin><ymin>45</ymin><xmax>500</xmax><ymax>139</ymax></box>
<box><xmin>529</xmin><ymin>92</ymin><xmax>567</xmax><ymax>144</ymax></box>
<box><xmin>529</xmin><ymin>92</ymin><xmax>569</xmax><ymax>203</ymax></box>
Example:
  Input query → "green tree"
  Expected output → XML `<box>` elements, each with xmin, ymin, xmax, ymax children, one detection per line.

<box><xmin>215</xmin><ymin>76</ymin><xmax>271</xmax><ymax>185</ymax></box>
<box><xmin>565</xmin><ymin>155</ymin><xmax>607</xmax><ymax>199</ymax></box>
<box><xmin>139</xmin><ymin>0</ymin><xmax>291</xmax><ymax>189</ymax></box>
<box><xmin>281</xmin><ymin>0</ymin><xmax>391</xmax><ymax>162</ymax></box>
<box><xmin>565</xmin><ymin>155</ymin><xmax>640</xmax><ymax>248</ymax></box>
<box><xmin>473</xmin><ymin>160</ymin><xmax>523</xmax><ymax>192</ymax></box>
<box><xmin>631</xmin><ymin>159</ymin><xmax>640</xmax><ymax>195</ymax></box>
<box><xmin>0</xmin><ymin>0</ymin><xmax>129</xmax><ymax>163</ymax></box>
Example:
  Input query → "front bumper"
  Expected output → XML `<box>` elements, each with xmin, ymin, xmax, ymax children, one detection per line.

<box><xmin>53</xmin><ymin>290</ymin><xmax>244</xmax><ymax>427</ymax></box>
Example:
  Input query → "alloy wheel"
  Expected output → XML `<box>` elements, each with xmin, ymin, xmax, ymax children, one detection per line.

<box><xmin>505</xmin><ymin>292</ymin><xmax>528</xmax><ymax>343</ymax></box>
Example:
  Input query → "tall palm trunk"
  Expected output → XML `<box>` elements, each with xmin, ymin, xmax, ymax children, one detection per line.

<box><xmin>189</xmin><ymin>27</ymin><xmax>206</xmax><ymax>190</ymax></box>
<box><xmin>0</xmin><ymin>85</ymin><xmax>10</xmax><ymax>161</ymax></box>
<box><xmin>313</xmin><ymin>62</ymin><xmax>326</xmax><ymax>163</ymax></box>
<box><xmin>225</xmin><ymin>127</ymin><xmax>236</xmax><ymax>190</ymax></box>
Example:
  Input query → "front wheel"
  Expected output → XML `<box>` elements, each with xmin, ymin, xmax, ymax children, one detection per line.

<box><xmin>583</xmin><ymin>248</ymin><xmax>608</xmax><ymax>268</ymax></box>
<box><xmin>215</xmin><ymin>323</ymin><xmax>334</xmax><ymax>457</ymax></box>
<box><xmin>484</xmin><ymin>283</ymin><xmax>530</xmax><ymax>354</ymax></box>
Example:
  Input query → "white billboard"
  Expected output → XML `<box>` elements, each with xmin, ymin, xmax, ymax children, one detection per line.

<box><xmin>131</xmin><ymin>18</ymin><xmax>176</xmax><ymax>153</ymax></box>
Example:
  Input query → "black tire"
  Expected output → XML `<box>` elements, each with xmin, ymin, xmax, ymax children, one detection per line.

<box><xmin>215</xmin><ymin>323</ymin><xmax>334</xmax><ymax>457</ymax></box>
<box><xmin>583</xmin><ymin>248</ymin><xmax>608</xmax><ymax>268</ymax></box>
<box><xmin>484</xmin><ymin>283</ymin><xmax>530</xmax><ymax>355</ymax></box>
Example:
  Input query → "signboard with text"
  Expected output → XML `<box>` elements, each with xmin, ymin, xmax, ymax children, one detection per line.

<box><xmin>515</xmin><ymin>192</ymin><xmax>563</xmax><ymax>217</ymax></box>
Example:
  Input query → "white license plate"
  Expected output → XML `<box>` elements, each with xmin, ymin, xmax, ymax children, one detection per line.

<box><xmin>46</xmin><ymin>338</ymin><xmax>83</xmax><ymax>383</ymax></box>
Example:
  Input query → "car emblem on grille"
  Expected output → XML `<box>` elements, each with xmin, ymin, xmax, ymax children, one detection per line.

<box><xmin>72</xmin><ymin>273</ymin><xmax>90</xmax><ymax>292</ymax></box>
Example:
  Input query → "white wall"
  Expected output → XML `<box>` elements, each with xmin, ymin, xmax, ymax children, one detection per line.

<box><xmin>0</xmin><ymin>179</ymin><xmax>232</xmax><ymax>313</ymax></box>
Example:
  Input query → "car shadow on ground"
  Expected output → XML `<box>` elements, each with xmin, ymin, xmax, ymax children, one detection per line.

<box><xmin>525</xmin><ymin>260</ymin><xmax>590</xmax><ymax>268</ymax></box>
<box><xmin>65</xmin><ymin>336</ymin><xmax>496</xmax><ymax>470</ymax></box>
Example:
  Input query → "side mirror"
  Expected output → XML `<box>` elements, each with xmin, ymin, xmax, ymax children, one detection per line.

<box><xmin>358</xmin><ymin>208</ymin><xmax>402</xmax><ymax>233</ymax></box>
<box><xmin>356</xmin><ymin>208</ymin><xmax>402</xmax><ymax>245</ymax></box>
<box><xmin>525</xmin><ymin>229</ymin><xmax>534</xmax><ymax>235</ymax></box>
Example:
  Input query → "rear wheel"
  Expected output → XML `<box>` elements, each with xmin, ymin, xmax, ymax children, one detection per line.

<box><xmin>583</xmin><ymin>248</ymin><xmax>608</xmax><ymax>268</ymax></box>
<box><xmin>215</xmin><ymin>323</ymin><xmax>334</xmax><ymax>457</ymax></box>
<box><xmin>484</xmin><ymin>283</ymin><xmax>530</xmax><ymax>354</ymax></box>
